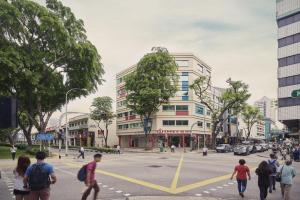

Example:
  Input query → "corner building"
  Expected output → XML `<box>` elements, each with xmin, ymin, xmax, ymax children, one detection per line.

<box><xmin>277</xmin><ymin>0</ymin><xmax>300</xmax><ymax>141</ymax></box>
<box><xmin>116</xmin><ymin>53</ymin><xmax>215</xmax><ymax>148</ymax></box>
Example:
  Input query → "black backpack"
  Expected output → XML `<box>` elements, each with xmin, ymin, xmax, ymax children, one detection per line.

<box><xmin>28</xmin><ymin>163</ymin><xmax>50</xmax><ymax>191</ymax></box>
<box><xmin>268</xmin><ymin>160</ymin><xmax>277</xmax><ymax>174</ymax></box>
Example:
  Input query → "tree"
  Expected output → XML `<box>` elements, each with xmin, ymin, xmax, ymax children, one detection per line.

<box><xmin>241</xmin><ymin>104</ymin><xmax>263</xmax><ymax>140</ymax></box>
<box><xmin>90</xmin><ymin>96</ymin><xmax>115</xmax><ymax>147</ymax></box>
<box><xmin>125</xmin><ymin>47</ymin><xmax>178</xmax><ymax>148</ymax></box>
<box><xmin>0</xmin><ymin>128</ymin><xmax>20</xmax><ymax>145</ymax></box>
<box><xmin>0</xmin><ymin>0</ymin><xmax>104</xmax><ymax>145</ymax></box>
<box><xmin>190</xmin><ymin>76</ymin><xmax>250</xmax><ymax>148</ymax></box>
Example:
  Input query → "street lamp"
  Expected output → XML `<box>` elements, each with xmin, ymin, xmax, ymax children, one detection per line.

<box><xmin>65</xmin><ymin>88</ymin><xmax>87</xmax><ymax>156</ymax></box>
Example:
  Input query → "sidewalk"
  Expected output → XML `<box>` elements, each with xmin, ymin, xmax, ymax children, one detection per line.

<box><xmin>122</xmin><ymin>148</ymin><xmax>215</xmax><ymax>154</ymax></box>
<box><xmin>113</xmin><ymin>196</ymin><xmax>221</xmax><ymax>200</ymax></box>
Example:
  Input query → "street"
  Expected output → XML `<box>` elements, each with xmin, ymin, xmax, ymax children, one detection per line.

<box><xmin>1</xmin><ymin>150</ymin><xmax>299</xmax><ymax>200</ymax></box>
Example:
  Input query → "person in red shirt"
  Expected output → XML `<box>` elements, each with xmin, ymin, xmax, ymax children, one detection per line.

<box><xmin>81</xmin><ymin>154</ymin><xmax>102</xmax><ymax>200</ymax></box>
<box><xmin>230</xmin><ymin>159</ymin><xmax>251</xmax><ymax>198</ymax></box>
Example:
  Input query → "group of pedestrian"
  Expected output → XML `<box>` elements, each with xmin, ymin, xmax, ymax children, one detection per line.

<box><xmin>230</xmin><ymin>153</ymin><xmax>296</xmax><ymax>200</ymax></box>
<box><xmin>12</xmin><ymin>151</ymin><xmax>56</xmax><ymax>200</ymax></box>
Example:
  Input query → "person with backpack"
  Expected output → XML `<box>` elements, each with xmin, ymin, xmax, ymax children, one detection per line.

<box><xmin>255</xmin><ymin>161</ymin><xmax>272</xmax><ymax>200</ymax></box>
<box><xmin>230</xmin><ymin>159</ymin><xmax>251</xmax><ymax>198</ymax></box>
<box><xmin>23</xmin><ymin>151</ymin><xmax>57</xmax><ymax>200</ymax></box>
<box><xmin>280</xmin><ymin>160</ymin><xmax>296</xmax><ymax>200</ymax></box>
<box><xmin>13</xmin><ymin>156</ymin><xmax>31</xmax><ymax>200</ymax></box>
<box><xmin>268</xmin><ymin>153</ymin><xmax>280</xmax><ymax>193</ymax></box>
<box><xmin>80</xmin><ymin>153</ymin><xmax>102</xmax><ymax>200</ymax></box>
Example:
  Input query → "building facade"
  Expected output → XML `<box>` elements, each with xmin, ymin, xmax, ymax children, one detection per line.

<box><xmin>116</xmin><ymin>53</ymin><xmax>214</xmax><ymax>148</ymax></box>
<box><xmin>277</xmin><ymin>0</ymin><xmax>300</xmax><ymax>141</ymax></box>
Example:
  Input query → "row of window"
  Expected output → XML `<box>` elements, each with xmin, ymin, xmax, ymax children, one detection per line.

<box><xmin>117</xmin><ymin>111</ymin><xmax>135</xmax><ymax>118</ymax></box>
<box><xmin>278</xmin><ymin>74</ymin><xmax>300</xmax><ymax>87</ymax></box>
<box><xmin>118</xmin><ymin>122</ymin><xmax>143</xmax><ymax>130</ymax></box>
<box><xmin>278</xmin><ymin>97</ymin><xmax>300</xmax><ymax>107</ymax></box>
<box><xmin>278</xmin><ymin>33</ymin><xmax>300</xmax><ymax>48</ymax></box>
<box><xmin>69</xmin><ymin>120</ymin><xmax>88</xmax><ymax>127</ymax></box>
<box><xmin>162</xmin><ymin>120</ymin><xmax>211</xmax><ymax>128</ymax></box>
<box><xmin>278</xmin><ymin>53</ymin><xmax>300</xmax><ymax>67</ymax></box>
<box><xmin>277</xmin><ymin>12</ymin><xmax>300</xmax><ymax>28</ymax></box>
<box><xmin>162</xmin><ymin>105</ymin><xmax>189</xmax><ymax>111</ymax></box>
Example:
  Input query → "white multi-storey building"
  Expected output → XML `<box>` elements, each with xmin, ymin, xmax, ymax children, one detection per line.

<box><xmin>255</xmin><ymin>96</ymin><xmax>277</xmax><ymax>122</ymax></box>
<box><xmin>277</xmin><ymin>0</ymin><xmax>300</xmax><ymax>140</ymax></box>
<box><xmin>116</xmin><ymin>53</ymin><xmax>214</xmax><ymax>148</ymax></box>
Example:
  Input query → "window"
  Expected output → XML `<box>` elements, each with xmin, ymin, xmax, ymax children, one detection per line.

<box><xmin>206</xmin><ymin>123</ymin><xmax>211</xmax><ymax>128</ymax></box>
<box><xmin>176</xmin><ymin>105</ymin><xmax>188</xmax><ymax>111</ymax></box>
<box><xmin>182</xmin><ymin>72</ymin><xmax>189</xmax><ymax>76</ymax></box>
<box><xmin>278</xmin><ymin>74</ymin><xmax>300</xmax><ymax>87</ymax></box>
<box><xmin>176</xmin><ymin>120</ymin><xmax>189</xmax><ymax>126</ymax></box>
<box><xmin>118</xmin><ymin>125</ymin><xmax>122</xmax><ymax>130</ymax></box>
<box><xmin>117</xmin><ymin>78</ymin><xmax>123</xmax><ymax>84</ymax></box>
<box><xmin>162</xmin><ymin>105</ymin><xmax>175</xmax><ymax>111</ymax></box>
<box><xmin>179</xmin><ymin>75</ymin><xmax>189</xmax><ymax>82</ymax></box>
<box><xmin>207</xmin><ymin>110</ymin><xmax>211</xmax><ymax>116</ymax></box>
<box><xmin>195</xmin><ymin>104</ymin><xmax>204</xmax><ymax>115</ymax></box>
<box><xmin>277</xmin><ymin>12</ymin><xmax>300</xmax><ymax>28</ymax></box>
<box><xmin>197</xmin><ymin>121</ymin><xmax>203</xmax><ymax>127</ymax></box>
<box><xmin>182</xmin><ymin>86</ymin><xmax>189</xmax><ymax>91</ymax></box>
<box><xmin>278</xmin><ymin>97</ymin><xmax>300</xmax><ymax>107</ymax></box>
<box><xmin>278</xmin><ymin>53</ymin><xmax>300</xmax><ymax>67</ymax></box>
<box><xmin>176</xmin><ymin>60</ymin><xmax>189</xmax><ymax>67</ymax></box>
<box><xmin>163</xmin><ymin>120</ymin><xmax>175</xmax><ymax>126</ymax></box>
<box><xmin>182</xmin><ymin>96</ymin><xmax>189</xmax><ymax>101</ymax></box>
<box><xmin>117</xmin><ymin>113</ymin><xmax>122</xmax><ymax>118</ymax></box>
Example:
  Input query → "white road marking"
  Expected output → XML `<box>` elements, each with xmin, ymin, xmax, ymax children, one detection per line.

<box><xmin>203</xmin><ymin>191</ymin><xmax>210</xmax><ymax>194</ymax></box>
<box><xmin>102</xmin><ymin>185</ymin><xmax>108</xmax><ymax>188</ymax></box>
<box><xmin>124</xmin><ymin>193</ymin><xmax>131</xmax><ymax>197</ymax></box>
<box><xmin>223</xmin><ymin>184</ymin><xmax>229</xmax><ymax>187</ymax></box>
<box><xmin>195</xmin><ymin>194</ymin><xmax>202</xmax><ymax>196</ymax></box>
<box><xmin>210</xmin><ymin>188</ymin><xmax>217</xmax><ymax>191</ymax></box>
<box><xmin>109</xmin><ymin>187</ymin><xmax>114</xmax><ymax>190</ymax></box>
<box><xmin>228</xmin><ymin>182</ymin><xmax>234</xmax><ymax>185</ymax></box>
<box><xmin>217</xmin><ymin>186</ymin><xmax>223</xmax><ymax>189</ymax></box>
<box><xmin>116</xmin><ymin>190</ymin><xmax>122</xmax><ymax>193</ymax></box>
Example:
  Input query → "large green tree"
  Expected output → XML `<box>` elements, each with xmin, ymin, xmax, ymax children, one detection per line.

<box><xmin>0</xmin><ymin>0</ymin><xmax>104</xmax><ymax>145</ymax></box>
<box><xmin>90</xmin><ymin>96</ymin><xmax>115</xmax><ymax>147</ymax></box>
<box><xmin>190</xmin><ymin>76</ymin><xmax>250</xmax><ymax>148</ymax></box>
<box><xmin>125</xmin><ymin>47</ymin><xmax>178</xmax><ymax>148</ymax></box>
<box><xmin>241</xmin><ymin>104</ymin><xmax>263</xmax><ymax>140</ymax></box>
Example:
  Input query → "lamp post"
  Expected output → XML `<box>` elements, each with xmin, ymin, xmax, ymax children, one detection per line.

<box><xmin>190</xmin><ymin>121</ymin><xmax>200</xmax><ymax>151</ymax></box>
<box><xmin>65</xmin><ymin>88</ymin><xmax>87</xmax><ymax>156</ymax></box>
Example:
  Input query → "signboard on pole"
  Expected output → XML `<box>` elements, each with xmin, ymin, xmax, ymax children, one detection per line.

<box><xmin>36</xmin><ymin>133</ymin><xmax>54</xmax><ymax>141</ymax></box>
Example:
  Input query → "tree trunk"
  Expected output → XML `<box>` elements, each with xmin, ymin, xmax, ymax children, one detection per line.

<box><xmin>104</xmin><ymin>124</ymin><xmax>108</xmax><ymax>147</ymax></box>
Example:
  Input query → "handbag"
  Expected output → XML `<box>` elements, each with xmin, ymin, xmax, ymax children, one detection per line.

<box><xmin>275</xmin><ymin>165</ymin><xmax>284</xmax><ymax>182</ymax></box>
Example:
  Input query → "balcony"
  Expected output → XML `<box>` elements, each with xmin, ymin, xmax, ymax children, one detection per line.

<box><xmin>176</xmin><ymin>111</ymin><xmax>189</xmax><ymax>116</ymax></box>
<box><xmin>125</xmin><ymin>115</ymin><xmax>136</xmax><ymax>120</ymax></box>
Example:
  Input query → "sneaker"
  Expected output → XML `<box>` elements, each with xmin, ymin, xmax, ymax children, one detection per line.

<box><xmin>239</xmin><ymin>193</ymin><xmax>244</xmax><ymax>198</ymax></box>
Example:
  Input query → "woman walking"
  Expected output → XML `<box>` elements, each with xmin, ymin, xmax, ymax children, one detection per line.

<box><xmin>230</xmin><ymin>159</ymin><xmax>251</xmax><ymax>198</ymax></box>
<box><xmin>255</xmin><ymin>161</ymin><xmax>272</xmax><ymax>200</ymax></box>
<box><xmin>280</xmin><ymin>160</ymin><xmax>296</xmax><ymax>200</ymax></box>
<box><xmin>13</xmin><ymin>156</ymin><xmax>31</xmax><ymax>200</ymax></box>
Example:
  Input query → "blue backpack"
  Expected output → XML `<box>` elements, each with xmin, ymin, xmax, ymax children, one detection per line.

<box><xmin>77</xmin><ymin>165</ymin><xmax>87</xmax><ymax>182</ymax></box>
<box><xmin>268</xmin><ymin>160</ymin><xmax>277</xmax><ymax>174</ymax></box>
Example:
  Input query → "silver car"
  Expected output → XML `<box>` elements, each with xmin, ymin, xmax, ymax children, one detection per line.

<box><xmin>234</xmin><ymin>145</ymin><xmax>250</xmax><ymax>155</ymax></box>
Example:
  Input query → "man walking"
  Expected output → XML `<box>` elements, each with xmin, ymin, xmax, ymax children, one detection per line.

<box><xmin>24</xmin><ymin>151</ymin><xmax>57</xmax><ymax>200</ymax></box>
<box><xmin>81</xmin><ymin>153</ymin><xmax>102</xmax><ymax>200</ymax></box>
<box><xmin>78</xmin><ymin>146</ymin><xmax>85</xmax><ymax>159</ymax></box>
<box><xmin>268</xmin><ymin>154</ymin><xmax>280</xmax><ymax>193</ymax></box>
<box><xmin>280</xmin><ymin>160</ymin><xmax>296</xmax><ymax>200</ymax></box>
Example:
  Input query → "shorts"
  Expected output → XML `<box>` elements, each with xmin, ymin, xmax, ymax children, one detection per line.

<box><xmin>13</xmin><ymin>189</ymin><xmax>30</xmax><ymax>195</ymax></box>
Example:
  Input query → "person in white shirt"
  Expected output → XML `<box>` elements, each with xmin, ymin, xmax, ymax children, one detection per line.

<box><xmin>77</xmin><ymin>146</ymin><xmax>85</xmax><ymax>159</ymax></box>
<box><xmin>13</xmin><ymin>156</ymin><xmax>31</xmax><ymax>200</ymax></box>
<box><xmin>10</xmin><ymin>145</ymin><xmax>17</xmax><ymax>160</ymax></box>
<box><xmin>116</xmin><ymin>145</ymin><xmax>121</xmax><ymax>154</ymax></box>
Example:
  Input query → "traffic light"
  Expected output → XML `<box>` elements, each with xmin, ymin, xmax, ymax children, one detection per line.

<box><xmin>0</xmin><ymin>97</ymin><xmax>17</xmax><ymax>129</ymax></box>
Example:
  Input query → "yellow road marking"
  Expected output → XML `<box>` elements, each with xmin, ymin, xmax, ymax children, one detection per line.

<box><xmin>170</xmin><ymin>154</ymin><xmax>184</xmax><ymax>189</ymax></box>
<box><xmin>65</xmin><ymin>163</ymin><xmax>173</xmax><ymax>193</ymax></box>
<box><xmin>63</xmin><ymin>161</ymin><xmax>257</xmax><ymax>194</ymax></box>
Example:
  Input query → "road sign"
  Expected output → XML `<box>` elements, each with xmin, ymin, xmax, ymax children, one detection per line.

<box><xmin>36</xmin><ymin>133</ymin><xmax>54</xmax><ymax>141</ymax></box>
<box><xmin>291</xmin><ymin>89</ymin><xmax>300</xmax><ymax>97</ymax></box>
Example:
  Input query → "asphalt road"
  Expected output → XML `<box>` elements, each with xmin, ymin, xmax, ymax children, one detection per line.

<box><xmin>0</xmin><ymin>150</ymin><xmax>299</xmax><ymax>200</ymax></box>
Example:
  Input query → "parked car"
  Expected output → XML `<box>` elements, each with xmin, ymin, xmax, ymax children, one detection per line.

<box><xmin>260</xmin><ymin>143</ymin><xmax>269</xmax><ymax>151</ymax></box>
<box><xmin>234</xmin><ymin>145</ymin><xmax>251</xmax><ymax>155</ymax></box>
<box><xmin>253</xmin><ymin>144</ymin><xmax>263</xmax><ymax>152</ymax></box>
<box><xmin>216</xmin><ymin>144</ymin><xmax>233</xmax><ymax>153</ymax></box>
<box><xmin>242</xmin><ymin>141</ymin><xmax>254</xmax><ymax>153</ymax></box>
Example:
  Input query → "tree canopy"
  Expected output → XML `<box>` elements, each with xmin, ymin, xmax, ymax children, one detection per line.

<box><xmin>241</xmin><ymin>104</ymin><xmax>263</xmax><ymax>139</ymax></box>
<box><xmin>90</xmin><ymin>96</ymin><xmax>115</xmax><ymax>147</ymax></box>
<box><xmin>190</xmin><ymin>76</ymin><xmax>250</xmax><ymax>148</ymax></box>
<box><xmin>125</xmin><ymin>47</ymin><xmax>178</xmax><ymax>146</ymax></box>
<box><xmin>0</xmin><ymin>0</ymin><xmax>104</xmax><ymax>144</ymax></box>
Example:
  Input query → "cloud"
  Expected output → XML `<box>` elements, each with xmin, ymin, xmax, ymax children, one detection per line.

<box><xmin>35</xmin><ymin>0</ymin><xmax>277</xmax><ymax>121</ymax></box>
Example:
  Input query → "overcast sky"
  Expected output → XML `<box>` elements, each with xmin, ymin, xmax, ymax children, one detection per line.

<box><xmin>43</xmin><ymin>0</ymin><xmax>277</xmax><ymax>125</ymax></box>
